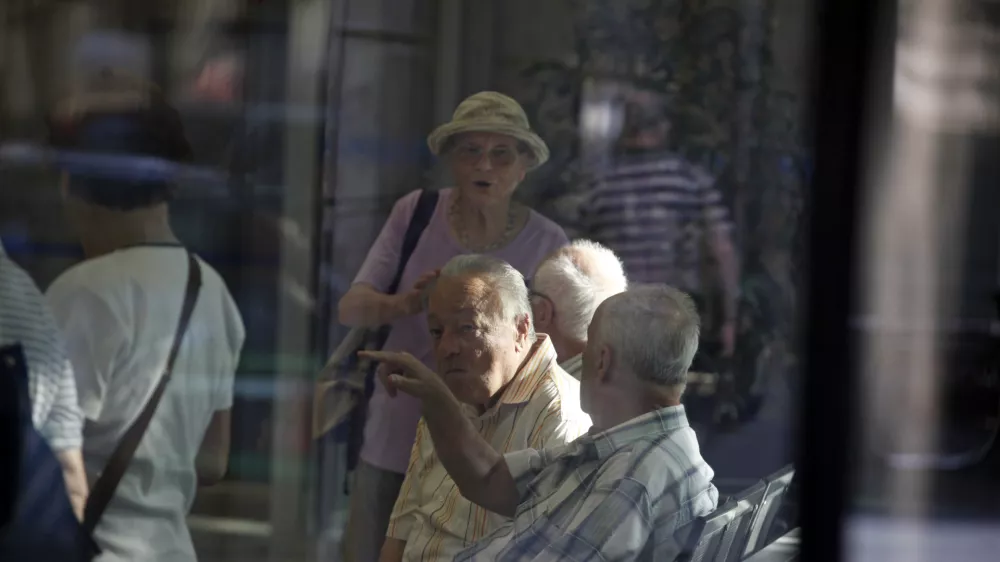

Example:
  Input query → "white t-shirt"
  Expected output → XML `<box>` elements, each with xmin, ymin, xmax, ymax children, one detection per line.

<box><xmin>47</xmin><ymin>245</ymin><xmax>245</xmax><ymax>562</ymax></box>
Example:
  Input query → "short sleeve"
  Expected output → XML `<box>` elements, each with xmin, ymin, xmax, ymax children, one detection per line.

<box><xmin>503</xmin><ymin>448</ymin><xmax>545</xmax><ymax>502</ymax></box>
<box><xmin>697</xmin><ymin>171</ymin><xmax>733</xmax><ymax>238</ymax></box>
<box><xmin>546</xmin><ymin>222</ymin><xmax>570</xmax><ymax>250</ymax></box>
<box><xmin>212</xmin><ymin>286</ymin><xmax>245</xmax><ymax>411</ymax></box>
<box><xmin>353</xmin><ymin>190</ymin><xmax>423</xmax><ymax>292</ymax></box>
<box><xmin>516</xmin><ymin>212</ymin><xmax>569</xmax><ymax>288</ymax></box>
<box><xmin>39</xmin><ymin>349</ymin><xmax>83</xmax><ymax>451</ymax></box>
<box><xmin>386</xmin><ymin>418</ymin><xmax>430</xmax><ymax>540</ymax></box>
<box><xmin>46</xmin><ymin>284</ymin><xmax>128</xmax><ymax>421</ymax></box>
<box><xmin>0</xmin><ymin>258</ymin><xmax>84</xmax><ymax>451</ymax></box>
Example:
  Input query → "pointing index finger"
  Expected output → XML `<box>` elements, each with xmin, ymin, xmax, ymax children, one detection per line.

<box><xmin>358</xmin><ymin>350</ymin><xmax>423</xmax><ymax>375</ymax></box>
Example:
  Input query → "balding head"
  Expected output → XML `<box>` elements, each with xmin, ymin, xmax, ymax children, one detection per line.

<box><xmin>579</xmin><ymin>284</ymin><xmax>701</xmax><ymax>429</ymax></box>
<box><xmin>531</xmin><ymin>240</ymin><xmax>627</xmax><ymax>346</ymax></box>
<box><xmin>595</xmin><ymin>285</ymin><xmax>700</xmax><ymax>387</ymax></box>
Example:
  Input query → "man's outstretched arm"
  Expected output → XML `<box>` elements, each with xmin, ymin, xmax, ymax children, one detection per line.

<box><xmin>359</xmin><ymin>350</ymin><xmax>519</xmax><ymax>517</ymax></box>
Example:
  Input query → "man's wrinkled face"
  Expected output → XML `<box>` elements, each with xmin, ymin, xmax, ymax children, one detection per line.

<box><xmin>427</xmin><ymin>274</ymin><xmax>522</xmax><ymax>406</ymax></box>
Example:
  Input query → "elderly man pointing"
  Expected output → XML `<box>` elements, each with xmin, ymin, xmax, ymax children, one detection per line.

<box><xmin>363</xmin><ymin>285</ymin><xmax>718</xmax><ymax>561</ymax></box>
<box><xmin>377</xmin><ymin>255</ymin><xmax>591</xmax><ymax>562</ymax></box>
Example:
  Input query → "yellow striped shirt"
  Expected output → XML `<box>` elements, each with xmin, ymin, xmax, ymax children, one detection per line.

<box><xmin>386</xmin><ymin>335</ymin><xmax>592</xmax><ymax>561</ymax></box>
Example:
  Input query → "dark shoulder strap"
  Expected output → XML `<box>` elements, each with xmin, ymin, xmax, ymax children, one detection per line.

<box><xmin>386</xmin><ymin>190</ymin><xmax>439</xmax><ymax>295</ymax></box>
<box><xmin>82</xmin><ymin>251</ymin><xmax>202</xmax><ymax>535</ymax></box>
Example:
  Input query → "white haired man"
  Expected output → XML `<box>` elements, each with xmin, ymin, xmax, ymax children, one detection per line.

<box><xmin>376</xmin><ymin>255</ymin><xmax>591</xmax><ymax>562</ymax></box>
<box><xmin>362</xmin><ymin>285</ymin><xmax>718</xmax><ymax>561</ymax></box>
<box><xmin>530</xmin><ymin>240</ymin><xmax>627</xmax><ymax>378</ymax></box>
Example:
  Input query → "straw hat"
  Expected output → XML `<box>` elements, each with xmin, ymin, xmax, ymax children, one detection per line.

<box><xmin>427</xmin><ymin>91</ymin><xmax>549</xmax><ymax>169</ymax></box>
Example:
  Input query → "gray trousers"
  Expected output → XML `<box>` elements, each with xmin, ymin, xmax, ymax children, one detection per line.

<box><xmin>341</xmin><ymin>461</ymin><xmax>406</xmax><ymax>562</ymax></box>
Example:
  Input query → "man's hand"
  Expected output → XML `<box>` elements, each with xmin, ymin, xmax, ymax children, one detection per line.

<box><xmin>360</xmin><ymin>350</ymin><xmax>453</xmax><ymax>406</ymax></box>
<box><xmin>54</xmin><ymin>449</ymin><xmax>88</xmax><ymax>521</ymax></box>
<box><xmin>378</xmin><ymin>537</ymin><xmax>406</xmax><ymax>562</ymax></box>
<box><xmin>359</xmin><ymin>352</ymin><xmax>517</xmax><ymax>518</ymax></box>
<box><xmin>394</xmin><ymin>269</ymin><xmax>440</xmax><ymax>317</ymax></box>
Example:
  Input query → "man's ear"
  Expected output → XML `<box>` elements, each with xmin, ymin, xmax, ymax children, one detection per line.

<box><xmin>532</xmin><ymin>297</ymin><xmax>553</xmax><ymax>331</ymax></box>
<box><xmin>597</xmin><ymin>343</ymin><xmax>613</xmax><ymax>384</ymax></box>
<box><xmin>515</xmin><ymin>313</ymin><xmax>532</xmax><ymax>350</ymax></box>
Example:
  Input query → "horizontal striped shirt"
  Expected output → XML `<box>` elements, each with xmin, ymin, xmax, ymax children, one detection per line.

<box><xmin>457</xmin><ymin>405</ymin><xmax>718</xmax><ymax>561</ymax></box>
<box><xmin>581</xmin><ymin>152</ymin><xmax>734</xmax><ymax>290</ymax></box>
<box><xmin>387</xmin><ymin>335</ymin><xmax>592</xmax><ymax>562</ymax></box>
<box><xmin>0</xmin><ymin>240</ymin><xmax>83</xmax><ymax>451</ymax></box>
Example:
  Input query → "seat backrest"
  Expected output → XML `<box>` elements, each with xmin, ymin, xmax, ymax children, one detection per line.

<box><xmin>720</xmin><ymin>481</ymin><xmax>767</xmax><ymax>562</ymax></box>
<box><xmin>677</xmin><ymin>500</ymin><xmax>742</xmax><ymax>562</ymax></box>
<box><xmin>742</xmin><ymin>464</ymin><xmax>795</xmax><ymax>557</ymax></box>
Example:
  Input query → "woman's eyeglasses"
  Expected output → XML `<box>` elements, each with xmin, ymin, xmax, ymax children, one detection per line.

<box><xmin>453</xmin><ymin>143</ymin><xmax>519</xmax><ymax>167</ymax></box>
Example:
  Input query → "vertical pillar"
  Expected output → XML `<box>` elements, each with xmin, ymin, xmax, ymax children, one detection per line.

<box><xmin>313</xmin><ymin>0</ymin><xmax>437</xmax><ymax>557</ymax></box>
<box><xmin>270</xmin><ymin>1</ymin><xmax>331</xmax><ymax>560</ymax></box>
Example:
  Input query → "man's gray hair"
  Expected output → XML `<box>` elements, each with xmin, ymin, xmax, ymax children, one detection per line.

<box><xmin>532</xmin><ymin>240</ymin><xmax>627</xmax><ymax>342</ymax></box>
<box><xmin>429</xmin><ymin>254</ymin><xmax>536</xmax><ymax>340</ymax></box>
<box><xmin>597</xmin><ymin>284</ymin><xmax>700</xmax><ymax>387</ymax></box>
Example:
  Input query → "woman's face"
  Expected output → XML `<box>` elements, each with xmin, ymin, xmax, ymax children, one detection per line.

<box><xmin>447</xmin><ymin>132</ymin><xmax>529</xmax><ymax>208</ymax></box>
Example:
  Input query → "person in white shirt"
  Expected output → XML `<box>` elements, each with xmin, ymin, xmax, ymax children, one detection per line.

<box><xmin>0</xmin><ymin>239</ymin><xmax>89</xmax><ymax>520</ymax></box>
<box><xmin>44</xmin><ymin>71</ymin><xmax>245</xmax><ymax>562</ymax></box>
<box><xmin>378</xmin><ymin>255</ymin><xmax>591</xmax><ymax>562</ymax></box>
<box><xmin>529</xmin><ymin>240</ymin><xmax>628</xmax><ymax>378</ymax></box>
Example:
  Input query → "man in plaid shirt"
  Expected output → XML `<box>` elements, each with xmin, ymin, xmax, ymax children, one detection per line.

<box><xmin>362</xmin><ymin>284</ymin><xmax>718</xmax><ymax>561</ymax></box>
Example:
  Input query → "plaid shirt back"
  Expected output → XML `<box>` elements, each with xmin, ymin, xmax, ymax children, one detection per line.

<box><xmin>456</xmin><ymin>405</ymin><xmax>718</xmax><ymax>561</ymax></box>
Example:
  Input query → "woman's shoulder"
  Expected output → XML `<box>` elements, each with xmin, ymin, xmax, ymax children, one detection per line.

<box><xmin>522</xmin><ymin>206</ymin><xmax>569</xmax><ymax>247</ymax></box>
<box><xmin>391</xmin><ymin>189</ymin><xmax>424</xmax><ymax>214</ymax></box>
<box><xmin>390</xmin><ymin>188</ymin><xmax>449</xmax><ymax>218</ymax></box>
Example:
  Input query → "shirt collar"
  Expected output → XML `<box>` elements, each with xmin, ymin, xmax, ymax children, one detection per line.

<box><xmin>590</xmin><ymin>405</ymin><xmax>691</xmax><ymax>461</ymax></box>
<box><xmin>558</xmin><ymin>353</ymin><xmax>583</xmax><ymax>379</ymax></box>
<box><xmin>496</xmin><ymin>334</ymin><xmax>558</xmax><ymax>407</ymax></box>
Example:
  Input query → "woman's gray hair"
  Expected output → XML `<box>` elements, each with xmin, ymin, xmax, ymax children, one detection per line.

<box><xmin>426</xmin><ymin>254</ymin><xmax>536</xmax><ymax>340</ymax></box>
<box><xmin>597</xmin><ymin>284</ymin><xmax>700</xmax><ymax>388</ymax></box>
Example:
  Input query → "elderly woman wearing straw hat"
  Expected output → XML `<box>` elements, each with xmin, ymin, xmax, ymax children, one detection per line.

<box><xmin>337</xmin><ymin>92</ymin><xmax>568</xmax><ymax>561</ymax></box>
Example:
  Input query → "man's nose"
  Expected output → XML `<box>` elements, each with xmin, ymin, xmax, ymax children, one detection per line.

<box><xmin>438</xmin><ymin>330</ymin><xmax>462</xmax><ymax>356</ymax></box>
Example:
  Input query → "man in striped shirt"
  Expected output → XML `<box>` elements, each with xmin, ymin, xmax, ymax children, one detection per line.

<box><xmin>363</xmin><ymin>285</ymin><xmax>718</xmax><ymax>561</ymax></box>
<box><xmin>580</xmin><ymin>90</ymin><xmax>740</xmax><ymax>355</ymax></box>
<box><xmin>0</xmin><ymin>238</ymin><xmax>89</xmax><ymax>520</ymax></box>
<box><xmin>378</xmin><ymin>255</ymin><xmax>591</xmax><ymax>562</ymax></box>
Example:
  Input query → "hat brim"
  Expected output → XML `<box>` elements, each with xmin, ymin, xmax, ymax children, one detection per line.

<box><xmin>427</xmin><ymin>121</ymin><xmax>549</xmax><ymax>169</ymax></box>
